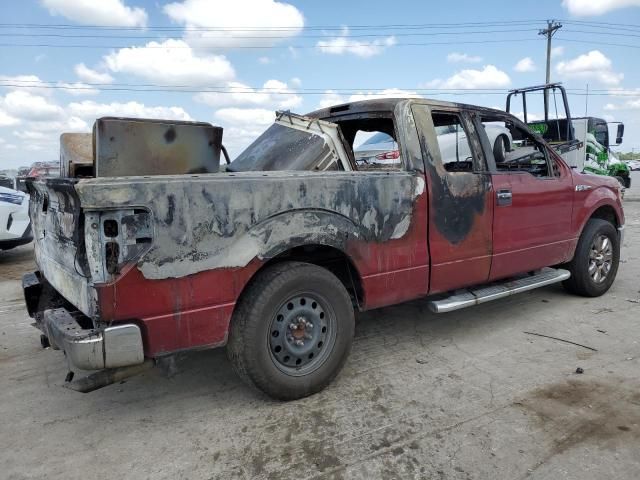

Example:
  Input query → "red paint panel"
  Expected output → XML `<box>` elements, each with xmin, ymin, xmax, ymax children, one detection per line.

<box><xmin>141</xmin><ymin>303</ymin><xmax>235</xmax><ymax>356</ymax></box>
<box><xmin>348</xmin><ymin>186</ymin><xmax>430</xmax><ymax>310</ymax></box>
<box><xmin>428</xmin><ymin>186</ymin><xmax>494</xmax><ymax>294</ymax></box>
<box><xmin>490</xmin><ymin>162</ymin><xmax>574</xmax><ymax>280</ymax></box>
<box><xmin>96</xmin><ymin>260</ymin><xmax>262</xmax><ymax>356</ymax></box>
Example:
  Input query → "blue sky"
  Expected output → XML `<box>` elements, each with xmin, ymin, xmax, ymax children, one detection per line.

<box><xmin>1</xmin><ymin>0</ymin><xmax>640</xmax><ymax>169</ymax></box>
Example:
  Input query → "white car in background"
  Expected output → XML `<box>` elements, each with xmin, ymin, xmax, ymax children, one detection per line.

<box><xmin>354</xmin><ymin>124</ymin><xmax>512</xmax><ymax>167</ymax></box>
<box><xmin>0</xmin><ymin>186</ymin><xmax>32</xmax><ymax>251</ymax></box>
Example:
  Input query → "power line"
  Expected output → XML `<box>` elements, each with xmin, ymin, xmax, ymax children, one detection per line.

<box><xmin>3</xmin><ymin>78</ymin><xmax>625</xmax><ymax>92</ymax></box>
<box><xmin>1</xmin><ymin>81</ymin><xmax>637</xmax><ymax>96</ymax></box>
<box><xmin>0</xmin><ymin>38</ymin><xmax>544</xmax><ymax>49</ymax></box>
<box><xmin>0</xmin><ymin>20</ymin><xmax>548</xmax><ymax>32</ymax></box>
<box><xmin>0</xmin><ymin>35</ymin><xmax>637</xmax><ymax>50</ymax></box>
<box><xmin>0</xmin><ymin>28</ymin><xmax>541</xmax><ymax>40</ymax></box>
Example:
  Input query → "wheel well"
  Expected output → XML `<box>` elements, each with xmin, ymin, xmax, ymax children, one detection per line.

<box><xmin>263</xmin><ymin>245</ymin><xmax>364</xmax><ymax>308</ymax></box>
<box><xmin>590</xmin><ymin>205</ymin><xmax>619</xmax><ymax>228</ymax></box>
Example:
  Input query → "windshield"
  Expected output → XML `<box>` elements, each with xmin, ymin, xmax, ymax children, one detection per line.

<box><xmin>593</xmin><ymin>122</ymin><xmax>608</xmax><ymax>148</ymax></box>
<box><xmin>229</xmin><ymin>123</ymin><xmax>336</xmax><ymax>172</ymax></box>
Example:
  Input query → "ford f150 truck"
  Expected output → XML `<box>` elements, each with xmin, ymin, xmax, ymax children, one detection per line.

<box><xmin>23</xmin><ymin>99</ymin><xmax>624</xmax><ymax>400</ymax></box>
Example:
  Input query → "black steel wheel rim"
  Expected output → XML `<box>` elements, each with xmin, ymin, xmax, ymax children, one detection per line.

<box><xmin>268</xmin><ymin>292</ymin><xmax>337</xmax><ymax>376</ymax></box>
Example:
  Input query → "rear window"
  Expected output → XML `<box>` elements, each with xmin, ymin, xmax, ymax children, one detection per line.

<box><xmin>230</xmin><ymin>123</ymin><xmax>335</xmax><ymax>171</ymax></box>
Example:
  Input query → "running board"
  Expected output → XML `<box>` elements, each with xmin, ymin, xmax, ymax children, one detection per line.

<box><xmin>427</xmin><ymin>268</ymin><xmax>571</xmax><ymax>313</ymax></box>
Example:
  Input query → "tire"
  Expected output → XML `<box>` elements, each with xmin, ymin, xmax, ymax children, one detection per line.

<box><xmin>614</xmin><ymin>176</ymin><xmax>626</xmax><ymax>188</ymax></box>
<box><xmin>227</xmin><ymin>261</ymin><xmax>355</xmax><ymax>400</ymax></box>
<box><xmin>493</xmin><ymin>135</ymin><xmax>507</xmax><ymax>163</ymax></box>
<box><xmin>562</xmin><ymin>219</ymin><xmax>620</xmax><ymax>297</ymax></box>
<box><xmin>623</xmin><ymin>175</ymin><xmax>631</xmax><ymax>189</ymax></box>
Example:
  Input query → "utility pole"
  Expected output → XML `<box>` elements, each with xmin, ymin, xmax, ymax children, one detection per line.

<box><xmin>539</xmin><ymin>20</ymin><xmax>562</xmax><ymax>121</ymax></box>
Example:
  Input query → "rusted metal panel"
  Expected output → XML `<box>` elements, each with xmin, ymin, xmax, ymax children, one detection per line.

<box><xmin>60</xmin><ymin>133</ymin><xmax>93</xmax><ymax>178</ymax></box>
<box><xmin>94</xmin><ymin>117</ymin><xmax>222</xmax><ymax>177</ymax></box>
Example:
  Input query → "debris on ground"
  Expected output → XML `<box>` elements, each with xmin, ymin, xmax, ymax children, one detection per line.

<box><xmin>523</xmin><ymin>331</ymin><xmax>598</xmax><ymax>352</ymax></box>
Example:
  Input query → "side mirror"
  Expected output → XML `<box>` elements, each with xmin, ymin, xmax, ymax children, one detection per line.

<box><xmin>616</xmin><ymin>123</ymin><xmax>624</xmax><ymax>144</ymax></box>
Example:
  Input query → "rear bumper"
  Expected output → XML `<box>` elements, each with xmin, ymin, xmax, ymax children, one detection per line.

<box><xmin>42</xmin><ymin>308</ymin><xmax>144</xmax><ymax>370</ymax></box>
<box><xmin>23</xmin><ymin>271</ymin><xmax>144</xmax><ymax>371</ymax></box>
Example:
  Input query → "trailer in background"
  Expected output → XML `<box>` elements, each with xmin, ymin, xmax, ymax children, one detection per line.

<box><xmin>506</xmin><ymin>83</ymin><xmax>630</xmax><ymax>189</ymax></box>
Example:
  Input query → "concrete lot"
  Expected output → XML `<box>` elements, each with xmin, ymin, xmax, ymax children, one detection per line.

<box><xmin>1</xmin><ymin>173</ymin><xmax>639</xmax><ymax>480</ymax></box>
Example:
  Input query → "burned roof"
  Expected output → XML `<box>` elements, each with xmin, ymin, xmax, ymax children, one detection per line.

<box><xmin>307</xmin><ymin>97</ymin><xmax>509</xmax><ymax>120</ymax></box>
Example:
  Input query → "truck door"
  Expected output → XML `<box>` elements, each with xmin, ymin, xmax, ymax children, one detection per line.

<box><xmin>412</xmin><ymin>105</ymin><xmax>494</xmax><ymax>294</ymax></box>
<box><xmin>477</xmin><ymin>114</ymin><xmax>574</xmax><ymax>280</ymax></box>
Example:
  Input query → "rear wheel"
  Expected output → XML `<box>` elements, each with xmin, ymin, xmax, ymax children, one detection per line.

<box><xmin>562</xmin><ymin>219</ymin><xmax>620</xmax><ymax>297</ymax></box>
<box><xmin>227</xmin><ymin>261</ymin><xmax>354</xmax><ymax>400</ymax></box>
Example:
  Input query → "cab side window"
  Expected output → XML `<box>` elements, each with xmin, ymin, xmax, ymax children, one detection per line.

<box><xmin>481</xmin><ymin>116</ymin><xmax>554</xmax><ymax>178</ymax></box>
<box><xmin>430</xmin><ymin>112</ymin><xmax>477</xmax><ymax>173</ymax></box>
<box><xmin>333</xmin><ymin>117</ymin><xmax>403</xmax><ymax>172</ymax></box>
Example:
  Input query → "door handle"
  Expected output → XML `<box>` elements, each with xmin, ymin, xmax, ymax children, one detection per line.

<box><xmin>497</xmin><ymin>189</ymin><xmax>512</xmax><ymax>206</ymax></box>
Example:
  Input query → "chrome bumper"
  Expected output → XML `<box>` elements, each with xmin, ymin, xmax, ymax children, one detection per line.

<box><xmin>43</xmin><ymin>308</ymin><xmax>144</xmax><ymax>371</ymax></box>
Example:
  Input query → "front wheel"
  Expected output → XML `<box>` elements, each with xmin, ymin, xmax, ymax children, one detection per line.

<box><xmin>562</xmin><ymin>219</ymin><xmax>620</xmax><ymax>297</ymax></box>
<box><xmin>227</xmin><ymin>261</ymin><xmax>355</xmax><ymax>400</ymax></box>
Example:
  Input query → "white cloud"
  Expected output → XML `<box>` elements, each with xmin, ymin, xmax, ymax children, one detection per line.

<box><xmin>163</xmin><ymin>0</ymin><xmax>304</xmax><ymax>49</ymax></box>
<box><xmin>0</xmin><ymin>75</ymin><xmax>53</xmax><ymax>96</ymax></box>
<box><xmin>13</xmin><ymin>130</ymin><xmax>50</xmax><ymax>141</ymax></box>
<box><xmin>57</xmin><ymin>82</ymin><xmax>100</xmax><ymax>96</ymax></box>
<box><xmin>427</xmin><ymin>65</ymin><xmax>511</xmax><ymax>89</ymax></box>
<box><xmin>317</xmin><ymin>90</ymin><xmax>346</xmax><ymax>109</ymax></box>
<box><xmin>562</xmin><ymin>0</ymin><xmax>640</xmax><ymax>16</ymax></box>
<box><xmin>214</xmin><ymin>107</ymin><xmax>274</xmax><ymax>126</ymax></box>
<box><xmin>103</xmin><ymin>39</ymin><xmax>235</xmax><ymax>85</ymax></box>
<box><xmin>447</xmin><ymin>52</ymin><xmax>482</xmax><ymax>63</ymax></box>
<box><xmin>1</xmin><ymin>90</ymin><xmax>65</xmax><ymax>121</ymax></box>
<box><xmin>213</xmin><ymin>107</ymin><xmax>276</xmax><ymax>157</ymax></box>
<box><xmin>603</xmin><ymin>89</ymin><xmax>640</xmax><ymax>110</ymax></box>
<box><xmin>514</xmin><ymin>57</ymin><xmax>536</xmax><ymax>72</ymax></box>
<box><xmin>511</xmin><ymin>111</ymin><xmax>543</xmax><ymax>122</ymax></box>
<box><xmin>195</xmin><ymin>79</ymin><xmax>302</xmax><ymax>109</ymax></box>
<box><xmin>258</xmin><ymin>57</ymin><xmax>272</xmax><ymax>65</ymax></box>
<box><xmin>317</xmin><ymin>27</ymin><xmax>396</xmax><ymax>58</ymax></box>
<box><xmin>290</xmin><ymin>77</ymin><xmax>302</xmax><ymax>87</ymax></box>
<box><xmin>74</xmin><ymin>63</ymin><xmax>114</xmax><ymax>84</ymax></box>
<box><xmin>348</xmin><ymin>88</ymin><xmax>421</xmax><ymax>102</ymax></box>
<box><xmin>0</xmin><ymin>109</ymin><xmax>20</xmax><ymax>127</ymax></box>
<box><xmin>68</xmin><ymin>100</ymin><xmax>193</xmax><ymax>122</ymax></box>
<box><xmin>317</xmin><ymin>88</ymin><xmax>420</xmax><ymax>109</ymax></box>
<box><xmin>41</xmin><ymin>0</ymin><xmax>147</xmax><ymax>27</ymax></box>
<box><xmin>551</xmin><ymin>46</ymin><xmax>565</xmax><ymax>58</ymax></box>
<box><xmin>556</xmin><ymin>50</ymin><xmax>623</xmax><ymax>86</ymax></box>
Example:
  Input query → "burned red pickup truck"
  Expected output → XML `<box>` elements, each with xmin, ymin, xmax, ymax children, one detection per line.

<box><xmin>23</xmin><ymin>99</ymin><xmax>624</xmax><ymax>400</ymax></box>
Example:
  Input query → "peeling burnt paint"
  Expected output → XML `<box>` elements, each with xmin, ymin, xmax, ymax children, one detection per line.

<box><xmin>425</xmin><ymin>167</ymin><xmax>488</xmax><ymax>245</ymax></box>
<box><xmin>74</xmin><ymin>171</ymin><xmax>425</xmax><ymax>280</ymax></box>
<box><xmin>411</xmin><ymin>106</ymin><xmax>489</xmax><ymax>245</ymax></box>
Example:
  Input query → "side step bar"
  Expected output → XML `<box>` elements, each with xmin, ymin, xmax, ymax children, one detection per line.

<box><xmin>427</xmin><ymin>268</ymin><xmax>571</xmax><ymax>313</ymax></box>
